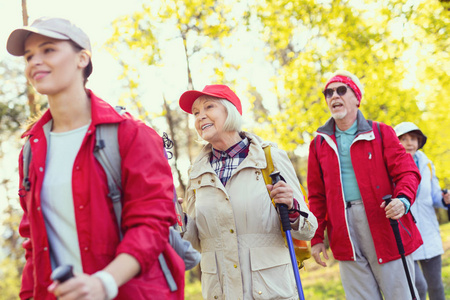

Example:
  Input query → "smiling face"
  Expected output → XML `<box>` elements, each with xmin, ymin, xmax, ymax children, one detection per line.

<box><xmin>399</xmin><ymin>133</ymin><xmax>419</xmax><ymax>156</ymax></box>
<box><xmin>192</xmin><ymin>97</ymin><xmax>229</xmax><ymax>145</ymax></box>
<box><xmin>325</xmin><ymin>82</ymin><xmax>360</xmax><ymax>123</ymax></box>
<box><xmin>24</xmin><ymin>33</ymin><xmax>88</xmax><ymax>96</ymax></box>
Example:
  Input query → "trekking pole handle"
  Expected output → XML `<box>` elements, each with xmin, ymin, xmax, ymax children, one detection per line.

<box><xmin>382</xmin><ymin>194</ymin><xmax>405</xmax><ymax>255</ymax></box>
<box><xmin>382</xmin><ymin>194</ymin><xmax>392</xmax><ymax>206</ymax></box>
<box><xmin>51</xmin><ymin>265</ymin><xmax>74</xmax><ymax>283</ymax></box>
<box><xmin>270</xmin><ymin>171</ymin><xmax>291</xmax><ymax>232</ymax></box>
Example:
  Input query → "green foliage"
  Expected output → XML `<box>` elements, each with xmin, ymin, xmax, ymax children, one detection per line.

<box><xmin>184</xmin><ymin>274</ymin><xmax>202</xmax><ymax>300</ymax></box>
<box><xmin>0</xmin><ymin>59</ymin><xmax>29</xmax><ymax>135</ymax></box>
<box><xmin>0</xmin><ymin>257</ymin><xmax>23</xmax><ymax>300</ymax></box>
<box><xmin>250</xmin><ymin>0</ymin><xmax>449</xmax><ymax>186</ymax></box>
<box><xmin>1</xmin><ymin>0</ymin><xmax>448</xmax><ymax>297</ymax></box>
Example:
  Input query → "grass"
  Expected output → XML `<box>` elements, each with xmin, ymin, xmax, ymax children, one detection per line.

<box><xmin>184</xmin><ymin>222</ymin><xmax>450</xmax><ymax>299</ymax></box>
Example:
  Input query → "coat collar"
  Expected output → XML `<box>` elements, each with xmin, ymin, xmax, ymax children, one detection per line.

<box><xmin>317</xmin><ymin>110</ymin><xmax>372</xmax><ymax>137</ymax></box>
<box><xmin>188</xmin><ymin>131</ymin><xmax>275</xmax><ymax>179</ymax></box>
<box><xmin>22</xmin><ymin>90</ymin><xmax>124</xmax><ymax>138</ymax></box>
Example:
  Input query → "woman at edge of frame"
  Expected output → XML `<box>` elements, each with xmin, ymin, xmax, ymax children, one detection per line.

<box><xmin>394</xmin><ymin>122</ymin><xmax>449</xmax><ymax>300</ymax></box>
<box><xmin>7</xmin><ymin>17</ymin><xmax>184</xmax><ymax>300</ymax></box>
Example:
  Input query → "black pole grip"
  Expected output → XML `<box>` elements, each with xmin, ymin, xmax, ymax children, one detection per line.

<box><xmin>382</xmin><ymin>194</ymin><xmax>392</xmax><ymax>206</ymax></box>
<box><xmin>270</xmin><ymin>171</ymin><xmax>291</xmax><ymax>232</ymax></box>
<box><xmin>383</xmin><ymin>194</ymin><xmax>405</xmax><ymax>255</ymax></box>
<box><xmin>51</xmin><ymin>265</ymin><xmax>74</xmax><ymax>283</ymax></box>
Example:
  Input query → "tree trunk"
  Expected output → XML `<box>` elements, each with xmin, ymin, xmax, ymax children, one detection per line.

<box><xmin>21</xmin><ymin>0</ymin><xmax>39</xmax><ymax>117</ymax></box>
<box><xmin>163</xmin><ymin>97</ymin><xmax>186</xmax><ymax>195</ymax></box>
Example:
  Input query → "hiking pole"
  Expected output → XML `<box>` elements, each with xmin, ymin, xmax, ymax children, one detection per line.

<box><xmin>270</xmin><ymin>171</ymin><xmax>305</xmax><ymax>300</ymax></box>
<box><xmin>382</xmin><ymin>195</ymin><xmax>416</xmax><ymax>300</ymax></box>
<box><xmin>51</xmin><ymin>265</ymin><xmax>74</xmax><ymax>283</ymax></box>
<box><xmin>443</xmin><ymin>189</ymin><xmax>450</xmax><ymax>221</ymax></box>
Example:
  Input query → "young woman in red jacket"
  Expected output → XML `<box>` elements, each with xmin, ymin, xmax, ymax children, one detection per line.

<box><xmin>7</xmin><ymin>17</ymin><xmax>184</xmax><ymax>300</ymax></box>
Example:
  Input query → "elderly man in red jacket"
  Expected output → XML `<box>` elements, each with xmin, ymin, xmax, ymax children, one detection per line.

<box><xmin>307</xmin><ymin>70</ymin><xmax>422</xmax><ymax>299</ymax></box>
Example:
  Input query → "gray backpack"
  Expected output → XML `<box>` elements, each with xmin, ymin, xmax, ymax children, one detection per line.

<box><xmin>22</xmin><ymin>107</ymin><xmax>200</xmax><ymax>292</ymax></box>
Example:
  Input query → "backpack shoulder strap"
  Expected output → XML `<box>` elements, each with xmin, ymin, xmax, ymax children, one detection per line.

<box><xmin>313</xmin><ymin>135</ymin><xmax>324</xmax><ymax>179</ymax></box>
<box><xmin>261</xmin><ymin>146</ymin><xmax>274</xmax><ymax>185</ymax></box>
<box><xmin>370</xmin><ymin>120</ymin><xmax>383</xmax><ymax>151</ymax></box>
<box><xmin>261</xmin><ymin>145</ymin><xmax>277</xmax><ymax>209</ymax></box>
<box><xmin>263</xmin><ymin>145</ymin><xmax>309</xmax><ymax>206</ymax></box>
<box><xmin>93</xmin><ymin>110</ymin><xmax>179</xmax><ymax>291</ymax></box>
<box><xmin>94</xmin><ymin>121</ymin><xmax>122</xmax><ymax>238</ymax></box>
<box><xmin>314</xmin><ymin>135</ymin><xmax>324</xmax><ymax>154</ymax></box>
<box><xmin>427</xmin><ymin>162</ymin><xmax>433</xmax><ymax>182</ymax></box>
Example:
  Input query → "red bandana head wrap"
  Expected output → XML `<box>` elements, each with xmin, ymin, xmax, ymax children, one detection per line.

<box><xmin>324</xmin><ymin>75</ymin><xmax>362</xmax><ymax>106</ymax></box>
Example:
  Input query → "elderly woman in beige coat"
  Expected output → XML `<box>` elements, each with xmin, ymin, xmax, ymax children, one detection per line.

<box><xmin>178</xmin><ymin>84</ymin><xmax>317</xmax><ymax>300</ymax></box>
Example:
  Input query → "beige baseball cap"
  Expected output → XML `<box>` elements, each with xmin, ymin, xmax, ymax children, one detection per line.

<box><xmin>7</xmin><ymin>17</ymin><xmax>93</xmax><ymax>77</ymax></box>
<box><xmin>7</xmin><ymin>17</ymin><xmax>91</xmax><ymax>56</ymax></box>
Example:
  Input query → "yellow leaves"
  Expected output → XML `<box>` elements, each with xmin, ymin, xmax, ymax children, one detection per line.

<box><xmin>101</xmin><ymin>0</ymin><xmax>450</xmax><ymax>184</ymax></box>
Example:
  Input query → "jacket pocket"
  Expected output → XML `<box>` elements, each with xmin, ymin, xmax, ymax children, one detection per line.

<box><xmin>250</xmin><ymin>247</ymin><xmax>297</xmax><ymax>299</ymax></box>
<box><xmin>200</xmin><ymin>251</ymin><xmax>223</xmax><ymax>300</ymax></box>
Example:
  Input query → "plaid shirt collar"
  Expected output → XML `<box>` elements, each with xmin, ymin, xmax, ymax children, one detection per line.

<box><xmin>211</xmin><ymin>137</ymin><xmax>250</xmax><ymax>163</ymax></box>
<box><xmin>210</xmin><ymin>137</ymin><xmax>250</xmax><ymax>186</ymax></box>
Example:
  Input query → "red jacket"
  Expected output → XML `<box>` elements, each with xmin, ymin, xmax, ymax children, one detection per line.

<box><xmin>17</xmin><ymin>91</ymin><xmax>184</xmax><ymax>299</ymax></box>
<box><xmin>307</xmin><ymin>111</ymin><xmax>422</xmax><ymax>264</ymax></box>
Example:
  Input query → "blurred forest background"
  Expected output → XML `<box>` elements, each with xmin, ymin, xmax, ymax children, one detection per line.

<box><xmin>0</xmin><ymin>0</ymin><xmax>449</xmax><ymax>298</ymax></box>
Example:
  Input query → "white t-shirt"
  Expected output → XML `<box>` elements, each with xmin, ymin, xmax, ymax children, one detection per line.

<box><xmin>41</xmin><ymin>123</ymin><xmax>90</xmax><ymax>273</ymax></box>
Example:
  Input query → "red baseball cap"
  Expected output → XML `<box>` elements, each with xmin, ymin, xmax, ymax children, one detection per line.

<box><xmin>179</xmin><ymin>84</ymin><xmax>242</xmax><ymax>115</ymax></box>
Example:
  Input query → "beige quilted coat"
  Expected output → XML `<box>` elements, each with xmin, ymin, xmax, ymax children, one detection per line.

<box><xmin>184</xmin><ymin>132</ymin><xmax>317</xmax><ymax>300</ymax></box>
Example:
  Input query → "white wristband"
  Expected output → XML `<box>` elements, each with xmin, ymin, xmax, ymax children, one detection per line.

<box><xmin>92</xmin><ymin>271</ymin><xmax>118</xmax><ymax>300</ymax></box>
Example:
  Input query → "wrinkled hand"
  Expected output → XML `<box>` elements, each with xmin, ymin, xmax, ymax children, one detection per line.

<box><xmin>311</xmin><ymin>243</ymin><xmax>329</xmax><ymax>267</ymax></box>
<box><xmin>380</xmin><ymin>198</ymin><xmax>405</xmax><ymax>220</ymax></box>
<box><xmin>267</xmin><ymin>181</ymin><xmax>294</xmax><ymax>209</ymax></box>
<box><xmin>443</xmin><ymin>192</ymin><xmax>450</xmax><ymax>205</ymax></box>
<box><xmin>48</xmin><ymin>273</ymin><xmax>106</xmax><ymax>300</ymax></box>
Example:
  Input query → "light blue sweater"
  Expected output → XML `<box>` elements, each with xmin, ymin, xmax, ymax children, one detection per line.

<box><xmin>411</xmin><ymin>150</ymin><xmax>446</xmax><ymax>260</ymax></box>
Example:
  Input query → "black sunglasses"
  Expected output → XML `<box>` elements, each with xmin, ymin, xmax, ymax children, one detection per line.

<box><xmin>323</xmin><ymin>86</ymin><xmax>348</xmax><ymax>99</ymax></box>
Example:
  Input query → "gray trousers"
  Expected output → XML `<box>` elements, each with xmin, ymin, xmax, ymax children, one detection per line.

<box><xmin>415</xmin><ymin>255</ymin><xmax>446</xmax><ymax>300</ymax></box>
<box><xmin>338</xmin><ymin>200</ymin><xmax>420</xmax><ymax>300</ymax></box>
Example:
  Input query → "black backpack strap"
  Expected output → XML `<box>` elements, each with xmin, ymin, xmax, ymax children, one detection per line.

<box><xmin>377</xmin><ymin>121</ymin><xmax>383</xmax><ymax>147</ymax></box>
<box><xmin>369</xmin><ymin>120</ymin><xmax>383</xmax><ymax>151</ymax></box>
<box><xmin>313</xmin><ymin>135</ymin><xmax>324</xmax><ymax>178</ymax></box>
